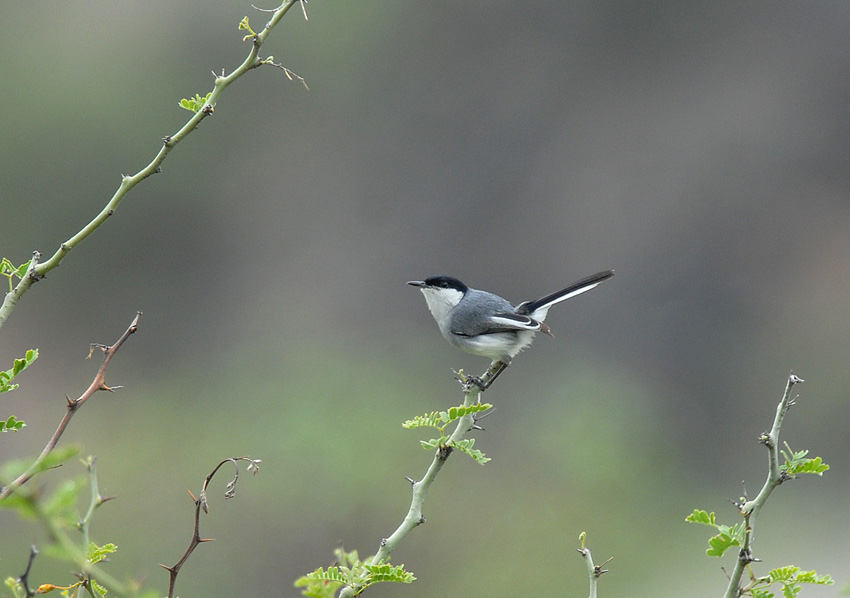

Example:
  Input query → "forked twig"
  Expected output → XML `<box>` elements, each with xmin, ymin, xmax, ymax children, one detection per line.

<box><xmin>161</xmin><ymin>456</ymin><xmax>261</xmax><ymax>598</ymax></box>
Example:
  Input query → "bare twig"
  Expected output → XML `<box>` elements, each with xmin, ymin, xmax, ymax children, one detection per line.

<box><xmin>161</xmin><ymin>456</ymin><xmax>261</xmax><ymax>598</ymax></box>
<box><xmin>262</xmin><ymin>60</ymin><xmax>309</xmax><ymax>89</ymax></box>
<box><xmin>16</xmin><ymin>545</ymin><xmax>39</xmax><ymax>598</ymax></box>
<box><xmin>0</xmin><ymin>312</ymin><xmax>141</xmax><ymax>500</ymax></box>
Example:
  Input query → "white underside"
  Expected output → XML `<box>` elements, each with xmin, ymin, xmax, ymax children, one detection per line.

<box><xmin>449</xmin><ymin>329</ymin><xmax>537</xmax><ymax>361</ymax></box>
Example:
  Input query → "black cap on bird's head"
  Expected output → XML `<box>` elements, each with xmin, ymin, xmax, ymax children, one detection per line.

<box><xmin>407</xmin><ymin>276</ymin><xmax>468</xmax><ymax>294</ymax></box>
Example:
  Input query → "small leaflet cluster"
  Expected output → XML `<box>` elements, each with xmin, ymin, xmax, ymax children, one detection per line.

<box><xmin>402</xmin><ymin>402</ymin><xmax>493</xmax><ymax>464</ymax></box>
<box><xmin>295</xmin><ymin>547</ymin><xmax>415</xmax><ymax>598</ymax></box>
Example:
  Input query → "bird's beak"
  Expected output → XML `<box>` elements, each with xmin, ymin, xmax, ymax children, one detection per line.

<box><xmin>407</xmin><ymin>280</ymin><xmax>426</xmax><ymax>288</ymax></box>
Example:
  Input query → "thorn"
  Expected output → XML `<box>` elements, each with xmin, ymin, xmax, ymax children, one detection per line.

<box><xmin>66</xmin><ymin>395</ymin><xmax>75</xmax><ymax>407</ymax></box>
<box><xmin>404</xmin><ymin>476</ymin><xmax>416</xmax><ymax>487</ymax></box>
<box><xmin>595</xmin><ymin>555</ymin><xmax>613</xmax><ymax>577</ymax></box>
<box><xmin>158</xmin><ymin>564</ymin><xmax>175</xmax><ymax>572</ymax></box>
<box><xmin>472</xmin><ymin>406</ymin><xmax>495</xmax><ymax>427</ymax></box>
<box><xmin>88</xmin><ymin>343</ymin><xmax>109</xmax><ymax>359</ymax></box>
<box><xmin>186</xmin><ymin>488</ymin><xmax>196</xmax><ymax>501</ymax></box>
<box><xmin>199</xmin><ymin>538</ymin><xmax>215</xmax><ymax>543</ymax></box>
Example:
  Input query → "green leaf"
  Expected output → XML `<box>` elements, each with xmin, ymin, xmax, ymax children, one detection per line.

<box><xmin>780</xmin><ymin>442</ymin><xmax>830</xmax><ymax>477</ymax></box>
<box><xmin>294</xmin><ymin>566</ymin><xmax>348</xmax><ymax>598</ymax></box>
<box><xmin>90</xmin><ymin>578</ymin><xmax>108</xmax><ymax>598</ymax></box>
<box><xmin>786</xmin><ymin>455</ymin><xmax>829</xmax><ymax>476</ymax></box>
<box><xmin>794</xmin><ymin>569</ymin><xmax>833</xmax><ymax>585</ymax></box>
<box><xmin>296</xmin><ymin>549</ymin><xmax>416</xmax><ymax>598</ymax></box>
<box><xmin>1</xmin><ymin>415</ymin><xmax>27</xmax><ymax>432</ymax></box>
<box><xmin>403</xmin><ymin>402</ymin><xmax>492</xmax><ymax>430</ymax></box>
<box><xmin>0</xmin><ymin>348</ymin><xmax>39</xmax><ymax>393</ymax></box>
<box><xmin>449</xmin><ymin>438</ymin><xmax>490</xmax><ymax>464</ymax></box>
<box><xmin>685</xmin><ymin>509</ymin><xmax>717</xmax><ymax>526</ymax></box>
<box><xmin>769</xmin><ymin>567</ymin><xmax>833</xmax><ymax>586</ymax></box>
<box><xmin>706</xmin><ymin>531</ymin><xmax>738</xmax><ymax>557</ymax></box>
<box><xmin>178</xmin><ymin>92</ymin><xmax>212</xmax><ymax>113</ymax></box>
<box><xmin>419</xmin><ymin>436</ymin><xmax>447</xmax><ymax>450</ymax></box>
<box><xmin>704</xmin><ymin>523</ymin><xmax>744</xmax><ymax>557</ymax></box>
<box><xmin>686</xmin><ymin>509</ymin><xmax>746</xmax><ymax>557</ymax></box>
<box><xmin>781</xmin><ymin>584</ymin><xmax>802</xmax><ymax>598</ymax></box>
<box><xmin>1</xmin><ymin>258</ymin><xmax>32</xmax><ymax>292</ymax></box>
<box><xmin>362</xmin><ymin>562</ymin><xmax>416</xmax><ymax>584</ymax></box>
<box><xmin>402</xmin><ymin>411</ymin><xmax>444</xmax><ymax>430</ymax></box>
<box><xmin>444</xmin><ymin>402</ymin><xmax>492</xmax><ymax>422</ymax></box>
<box><xmin>86</xmin><ymin>542</ymin><xmax>118</xmax><ymax>565</ymax></box>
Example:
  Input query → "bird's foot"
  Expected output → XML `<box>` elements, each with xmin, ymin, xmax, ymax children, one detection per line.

<box><xmin>453</xmin><ymin>369</ymin><xmax>488</xmax><ymax>392</ymax></box>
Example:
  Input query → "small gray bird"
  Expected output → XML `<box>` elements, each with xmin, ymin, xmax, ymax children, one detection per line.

<box><xmin>408</xmin><ymin>270</ymin><xmax>614</xmax><ymax>389</ymax></box>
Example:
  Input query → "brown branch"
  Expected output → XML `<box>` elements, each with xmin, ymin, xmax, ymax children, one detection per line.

<box><xmin>0</xmin><ymin>312</ymin><xmax>142</xmax><ymax>500</ymax></box>
<box><xmin>161</xmin><ymin>456</ymin><xmax>261</xmax><ymax>598</ymax></box>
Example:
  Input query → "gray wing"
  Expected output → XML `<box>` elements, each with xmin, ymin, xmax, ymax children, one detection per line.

<box><xmin>450</xmin><ymin>290</ymin><xmax>546</xmax><ymax>336</ymax></box>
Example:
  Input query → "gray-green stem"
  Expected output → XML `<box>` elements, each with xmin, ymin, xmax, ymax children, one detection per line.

<box><xmin>369</xmin><ymin>388</ymin><xmax>480</xmax><ymax>568</ymax></box>
<box><xmin>722</xmin><ymin>372</ymin><xmax>802</xmax><ymax>598</ymax></box>
<box><xmin>346</xmin><ymin>365</ymin><xmax>503</xmax><ymax>598</ymax></box>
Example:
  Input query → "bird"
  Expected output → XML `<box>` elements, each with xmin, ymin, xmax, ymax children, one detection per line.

<box><xmin>408</xmin><ymin>270</ymin><xmax>614</xmax><ymax>389</ymax></box>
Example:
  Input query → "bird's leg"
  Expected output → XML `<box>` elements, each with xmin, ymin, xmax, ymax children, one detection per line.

<box><xmin>467</xmin><ymin>359</ymin><xmax>509</xmax><ymax>391</ymax></box>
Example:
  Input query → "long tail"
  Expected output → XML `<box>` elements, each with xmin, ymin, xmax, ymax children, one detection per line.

<box><xmin>516</xmin><ymin>270</ymin><xmax>614</xmax><ymax>316</ymax></box>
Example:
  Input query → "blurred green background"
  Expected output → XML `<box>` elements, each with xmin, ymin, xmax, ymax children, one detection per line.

<box><xmin>1</xmin><ymin>1</ymin><xmax>848</xmax><ymax>596</ymax></box>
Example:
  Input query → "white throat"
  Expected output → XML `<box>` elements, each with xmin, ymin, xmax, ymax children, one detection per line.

<box><xmin>420</xmin><ymin>287</ymin><xmax>463</xmax><ymax>323</ymax></box>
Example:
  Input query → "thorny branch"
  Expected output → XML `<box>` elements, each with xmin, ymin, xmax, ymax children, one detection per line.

<box><xmin>161</xmin><ymin>456</ymin><xmax>261</xmax><ymax>598</ymax></box>
<box><xmin>0</xmin><ymin>312</ymin><xmax>141</xmax><ymax>500</ymax></box>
